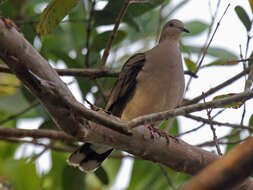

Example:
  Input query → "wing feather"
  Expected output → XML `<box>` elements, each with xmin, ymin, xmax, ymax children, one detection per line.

<box><xmin>105</xmin><ymin>53</ymin><xmax>145</xmax><ymax>117</ymax></box>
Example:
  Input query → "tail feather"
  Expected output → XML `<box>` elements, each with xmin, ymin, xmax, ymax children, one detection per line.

<box><xmin>67</xmin><ymin>143</ymin><xmax>113</xmax><ymax>172</ymax></box>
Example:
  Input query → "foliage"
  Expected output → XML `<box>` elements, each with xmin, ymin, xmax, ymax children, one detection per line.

<box><xmin>0</xmin><ymin>0</ymin><xmax>252</xmax><ymax>190</ymax></box>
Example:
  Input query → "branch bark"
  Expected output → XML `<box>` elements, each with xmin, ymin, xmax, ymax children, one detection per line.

<box><xmin>180</xmin><ymin>137</ymin><xmax>253</xmax><ymax>190</ymax></box>
<box><xmin>0</xmin><ymin>18</ymin><xmax>253</xmax><ymax>190</ymax></box>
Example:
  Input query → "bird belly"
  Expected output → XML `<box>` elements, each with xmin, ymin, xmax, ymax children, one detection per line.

<box><xmin>121</xmin><ymin>71</ymin><xmax>184</xmax><ymax>121</ymax></box>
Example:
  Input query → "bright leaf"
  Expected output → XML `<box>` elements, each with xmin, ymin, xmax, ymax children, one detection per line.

<box><xmin>91</xmin><ymin>30</ymin><xmax>127</xmax><ymax>51</ymax></box>
<box><xmin>183</xmin><ymin>20</ymin><xmax>208</xmax><ymax>37</ymax></box>
<box><xmin>202</xmin><ymin>59</ymin><xmax>241</xmax><ymax>68</ymax></box>
<box><xmin>213</xmin><ymin>93</ymin><xmax>243</xmax><ymax>109</ymax></box>
<box><xmin>184</xmin><ymin>57</ymin><xmax>197</xmax><ymax>72</ymax></box>
<box><xmin>37</xmin><ymin>0</ymin><xmax>78</xmax><ymax>36</ymax></box>
<box><xmin>0</xmin><ymin>74</ymin><xmax>20</xmax><ymax>98</ymax></box>
<box><xmin>62</xmin><ymin>165</ymin><xmax>85</xmax><ymax>190</ymax></box>
<box><xmin>235</xmin><ymin>6</ymin><xmax>252</xmax><ymax>31</ymax></box>
<box><xmin>248</xmin><ymin>114</ymin><xmax>253</xmax><ymax>127</ymax></box>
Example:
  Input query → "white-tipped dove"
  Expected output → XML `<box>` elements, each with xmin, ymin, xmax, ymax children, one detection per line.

<box><xmin>67</xmin><ymin>19</ymin><xmax>189</xmax><ymax>172</ymax></box>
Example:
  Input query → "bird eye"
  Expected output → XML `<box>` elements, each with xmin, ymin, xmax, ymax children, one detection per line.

<box><xmin>169</xmin><ymin>23</ymin><xmax>174</xmax><ymax>27</ymax></box>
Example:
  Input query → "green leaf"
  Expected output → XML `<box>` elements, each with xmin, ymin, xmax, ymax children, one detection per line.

<box><xmin>168</xmin><ymin>119</ymin><xmax>179</xmax><ymax>136</ymax></box>
<box><xmin>128</xmin><ymin>160</ymin><xmax>190</xmax><ymax>190</ymax></box>
<box><xmin>0</xmin><ymin>74</ymin><xmax>20</xmax><ymax>98</ymax></box>
<box><xmin>225</xmin><ymin>129</ymin><xmax>241</xmax><ymax>152</ymax></box>
<box><xmin>183</xmin><ymin>20</ymin><xmax>208</xmax><ymax>37</ymax></box>
<box><xmin>91</xmin><ymin>30</ymin><xmax>127</xmax><ymax>51</ymax></box>
<box><xmin>101</xmin><ymin>152</ymin><xmax>122</xmax><ymax>186</ymax></box>
<box><xmin>62</xmin><ymin>165</ymin><xmax>85</xmax><ymax>190</ymax></box>
<box><xmin>94</xmin><ymin>167</ymin><xmax>109</xmax><ymax>185</ymax></box>
<box><xmin>37</xmin><ymin>0</ymin><xmax>78</xmax><ymax>36</ymax></box>
<box><xmin>0</xmin><ymin>159</ymin><xmax>40</xmax><ymax>190</ymax></box>
<box><xmin>0</xmin><ymin>89</ymin><xmax>30</xmax><ymax>114</ymax></box>
<box><xmin>213</xmin><ymin>93</ymin><xmax>243</xmax><ymax>109</ymax></box>
<box><xmin>248</xmin><ymin>114</ymin><xmax>253</xmax><ymax>134</ymax></box>
<box><xmin>94</xmin><ymin>0</ymin><xmax>161</xmax><ymax>30</ymax></box>
<box><xmin>46</xmin><ymin>151</ymin><xmax>69</xmax><ymax>190</ymax></box>
<box><xmin>235</xmin><ymin>6</ymin><xmax>252</xmax><ymax>31</ymax></box>
<box><xmin>0</xmin><ymin>142</ymin><xmax>17</xmax><ymax>160</ymax></box>
<box><xmin>184</xmin><ymin>57</ymin><xmax>197</xmax><ymax>72</ymax></box>
<box><xmin>248</xmin><ymin>114</ymin><xmax>253</xmax><ymax>127</ymax></box>
<box><xmin>158</xmin><ymin>119</ymin><xmax>179</xmax><ymax>136</ymax></box>
<box><xmin>21</xmin><ymin>86</ymin><xmax>37</xmax><ymax>103</ymax></box>
<box><xmin>202</xmin><ymin>59</ymin><xmax>240</xmax><ymax>68</ymax></box>
<box><xmin>184</xmin><ymin>45</ymin><xmax>238</xmax><ymax>60</ymax></box>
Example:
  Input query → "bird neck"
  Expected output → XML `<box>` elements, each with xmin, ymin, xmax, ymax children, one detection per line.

<box><xmin>159</xmin><ymin>36</ymin><xmax>180</xmax><ymax>44</ymax></box>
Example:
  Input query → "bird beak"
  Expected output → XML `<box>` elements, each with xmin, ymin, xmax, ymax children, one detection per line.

<box><xmin>179</xmin><ymin>27</ymin><xmax>190</xmax><ymax>33</ymax></box>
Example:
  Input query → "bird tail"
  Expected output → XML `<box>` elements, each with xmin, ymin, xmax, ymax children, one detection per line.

<box><xmin>67</xmin><ymin>142</ymin><xmax>113</xmax><ymax>172</ymax></box>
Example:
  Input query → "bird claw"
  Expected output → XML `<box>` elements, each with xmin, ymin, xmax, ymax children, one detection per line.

<box><xmin>145</xmin><ymin>124</ymin><xmax>176</xmax><ymax>144</ymax></box>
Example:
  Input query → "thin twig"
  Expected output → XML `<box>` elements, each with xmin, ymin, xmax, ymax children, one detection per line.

<box><xmin>14</xmin><ymin>18</ymin><xmax>88</xmax><ymax>25</ymax></box>
<box><xmin>30</xmin><ymin>146</ymin><xmax>49</xmax><ymax>162</ymax></box>
<box><xmin>195</xmin><ymin>3</ymin><xmax>230</xmax><ymax>74</ymax></box>
<box><xmin>0</xmin><ymin>126</ymin><xmax>76</xmax><ymax>142</ymax></box>
<box><xmin>185</xmin><ymin>114</ymin><xmax>252</xmax><ymax>131</ymax></box>
<box><xmin>184</xmin><ymin>0</ymin><xmax>221</xmax><ymax>93</ymax></box>
<box><xmin>93</xmin><ymin>79</ymin><xmax>107</xmax><ymax>102</ymax></box>
<box><xmin>177</xmin><ymin>109</ymin><xmax>225</xmax><ymax>137</ymax></box>
<box><xmin>156</xmin><ymin>0</ymin><xmax>165</xmax><ymax>43</ymax></box>
<box><xmin>84</xmin><ymin>0</ymin><xmax>96</xmax><ymax>68</ymax></box>
<box><xmin>0</xmin><ymin>101</ymin><xmax>39</xmax><ymax>125</ymax></box>
<box><xmin>0</xmin><ymin>83</ymin><xmax>21</xmax><ymax>88</ymax></box>
<box><xmin>196</xmin><ymin>130</ymin><xmax>241</xmax><ymax>147</ymax></box>
<box><xmin>239</xmin><ymin>45</ymin><xmax>247</xmax><ymax>127</ymax></box>
<box><xmin>0</xmin><ymin>65</ymin><xmax>207</xmax><ymax>78</ymax></box>
<box><xmin>0</xmin><ymin>136</ymin><xmax>74</xmax><ymax>152</ymax></box>
<box><xmin>100</xmin><ymin>0</ymin><xmax>131</xmax><ymax>68</ymax></box>
<box><xmin>198</xmin><ymin>139</ymin><xmax>247</xmax><ymax>148</ymax></box>
<box><xmin>184</xmin><ymin>67</ymin><xmax>250</xmax><ymax>106</ymax></box>
<box><xmin>0</xmin><ymin>65</ymin><xmax>119</xmax><ymax>78</ymax></box>
<box><xmin>204</xmin><ymin>95</ymin><xmax>222</xmax><ymax>156</ymax></box>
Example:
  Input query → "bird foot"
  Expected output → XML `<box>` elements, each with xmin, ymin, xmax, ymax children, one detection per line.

<box><xmin>145</xmin><ymin>124</ymin><xmax>177</xmax><ymax>144</ymax></box>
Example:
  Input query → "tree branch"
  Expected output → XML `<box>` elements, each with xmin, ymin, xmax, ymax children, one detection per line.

<box><xmin>128</xmin><ymin>91</ymin><xmax>253</xmax><ymax>129</ymax></box>
<box><xmin>100</xmin><ymin>0</ymin><xmax>131</xmax><ymax>67</ymax></box>
<box><xmin>0</xmin><ymin>65</ymin><xmax>119</xmax><ymax>78</ymax></box>
<box><xmin>180</xmin><ymin>137</ymin><xmax>253</xmax><ymax>190</ymax></box>
<box><xmin>0</xmin><ymin>126</ymin><xmax>76</xmax><ymax>142</ymax></box>
<box><xmin>0</xmin><ymin>64</ymin><xmax>197</xmax><ymax>78</ymax></box>
<box><xmin>184</xmin><ymin>67</ymin><xmax>250</xmax><ymax>106</ymax></box>
<box><xmin>185</xmin><ymin>114</ymin><xmax>253</xmax><ymax>130</ymax></box>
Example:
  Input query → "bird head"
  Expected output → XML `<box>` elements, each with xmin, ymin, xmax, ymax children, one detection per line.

<box><xmin>159</xmin><ymin>19</ymin><xmax>190</xmax><ymax>43</ymax></box>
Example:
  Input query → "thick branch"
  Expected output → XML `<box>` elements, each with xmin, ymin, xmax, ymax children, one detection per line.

<box><xmin>180</xmin><ymin>137</ymin><xmax>253</xmax><ymax>190</ymax></box>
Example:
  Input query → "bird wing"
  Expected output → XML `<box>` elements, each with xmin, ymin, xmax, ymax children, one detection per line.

<box><xmin>105</xmin><ymin>53</ymin><xmax>145</xmax><ymax>117</ymax></box>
